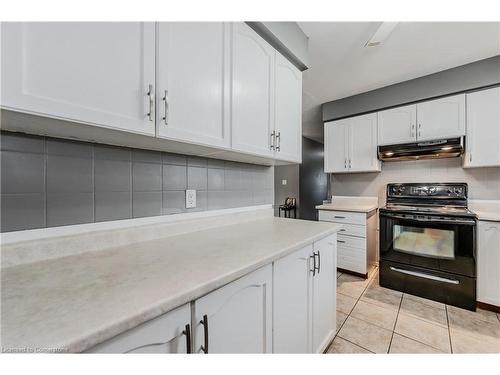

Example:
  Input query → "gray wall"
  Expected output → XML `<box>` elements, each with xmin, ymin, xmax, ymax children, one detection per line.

<box><xmin>331</xmin><ymin>158</ymin><xmax>500</xmax><ymax>204</ymax></box>
<box><xmin>274</xmin><ymin>164</ymin><xmax>299</xmax><ymax>217</ymax></box>
<box><xmin>247</xmin><ymin>22</ymin><xmax>309</xmax><ymax>70</ymax></box>
<box><xmin>323</xmin><ymin>55</ymin><xmax>500</xmax><ymax>121</ymax></box>
<box><xmin>0</xmin><ymin>131</ymin><xmax>274</xmax><ymax>232</ymax></box>
<box><xmin>299</xmin><ymin>137</ymin><xmax>328</xmax><ymax>221</ymax></box>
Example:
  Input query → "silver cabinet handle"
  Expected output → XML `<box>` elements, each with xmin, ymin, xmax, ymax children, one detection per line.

<box><xmin>418</xmin><ymin>123</ymin><xmax>422</xmax><ymax>138</ymax></box>
<box><xmin>162</xmin><ymin>90</ymin><xmax>169</xmax><ymax>125</ymax></box>
<box><xmin>310</xmin><ymin>254</ymin><xmax>316</xmax><ymax>276</ymax></box>
<box><xmin>389</xmin><ymin>266</ymin><xmax>459</xmax><ymax>285</ymax></box>
<box><xmin>146</xmin><ymin>84</ymin><xmax>154</xmax><ymax>122</ymax></box>
<box><xmin>270</xmin><ymin>131</ymin><xmax>276</xmax><ymax>150</ymax></box>
<box><xmin>314</xmin><ymin>251</ymin><xmax>321</xmax><ymax>274</ymax></box>
<box><xmin>344</xmin><ymin>159</ymin><xmax>347</xmax><ymax>169</ymax></box>
<box><xmin>276</xmin><ymin>131</ymin><xmax>281</xmax><ymax>152</ymax></box>
<box><xmin>411</xmin><ymin>123</ymin><xmax>415</xmax><ymax>138</ymax></box>
<box><xmin>348</xmin><ymin>159</ymin><xmax>352</xmax><ymax>168</ymax></box>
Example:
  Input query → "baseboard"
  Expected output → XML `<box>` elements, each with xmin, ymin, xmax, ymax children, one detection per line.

<box><xmin>338</xmin><ymin>267</ymin><xmax>368</xmax><ymax>279</ymax></box>
<box><xmin>477</xmin><ymin>301</ymin><xmax>500</xmax><ymax>313</ymax></box>
<box><xmin>318</xmin><ymin>328</ymin><xmax>336</xmax><ymax>354</ymax></box>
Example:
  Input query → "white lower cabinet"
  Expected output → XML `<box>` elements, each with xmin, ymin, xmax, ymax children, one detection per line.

<box><xmin>87</xmin><ymin>303</ymin><xmax>191</xmax><ymax>353</ymax></box>
<box><xmin>477</xmin><ymin>221</ymin><xmax>500</xmax><ymax>307</ymax></box>
<box><xmin>273</xmin><ymin>235</ymin><xmax>337</xmax><ymax>353</ymax></box>
<box><xmin>273</xmin><ymin>245</ymin><xmax>313</xmax><ymax>353</ymax></box>
<box><xmin>194</xmin><ymin>264</ymin><xmax>273</xmax><ymax>353</ymax></box>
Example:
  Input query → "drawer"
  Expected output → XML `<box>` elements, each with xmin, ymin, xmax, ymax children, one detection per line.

<box><xmin>338</xmin><ymin>223</ymin><xmax>366</xmax><ymax>238</ymax></box>
<box><xmin>336</xmin><ymin>234</ymin><xmax>366</xmax><ymax>250</ymax></box>
<box><xmin>318</xmin><ymin>210</ymin><xmax>366</xmax><ymax>225</ymax></box>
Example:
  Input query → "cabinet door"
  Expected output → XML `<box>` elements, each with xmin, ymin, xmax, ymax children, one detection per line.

<box><xmin>477</xmin><ymin>221</ymin><xmax>500</xmax><ymax>307</ymax></box>
<box><xmin>194</xmin><ymin>264</ymin><xmax>272</xmax><ymax>353</ymax></box>
<box><xmin>231</xmin><ymin>23</ymin><xmax>275</xmax><ymax>157</ymax></box>
<box><xmin>156</xmin><ymin>23</ymin><xmax>230</xmax><ymax>148</ymax></box>
<box><xmin>377</xmin><ymin>104</ymin><xmax>417</xmax><ymax>145</ymax></box>
<box><xmin>274</xmin><ymin>52</ymin><xmax>302</xmax><ymax>163</ymax></box>
<box><xmin>312</xmin><ymin>234</ymin><xmax>336</xmax><ymax>353</ymax></box>
<box><xmin>464</xmin><ymin>87</ymin><xmax>500</xmax><ymax>168</ymax></box>
<box><xmin>416</xmin><ymin>94</ymin><xmax>465</xmax><ymax>141</ymax></box>
<box><xmin>273</xmin><ymin>245</ymin><xmax>313</xmax><ymax>353</ymax></box>
<box><xmin>348</xmin><ymin>113</ymin><xmax>380</xmax><ymax>172</ymax></box>
<box><xmin>88</xmin><ymin>304</ymin><xmax>191</xmax><ymax>353</ymax></box>
<box><xmin>324</xmin><ymin>119</ymin><xmax>348</xmax><ymax>173</ymax></box>
<box><xmin>1</xmin><ymin>22</ymin><xmax>155</xmax><ymax>136</ymax></box>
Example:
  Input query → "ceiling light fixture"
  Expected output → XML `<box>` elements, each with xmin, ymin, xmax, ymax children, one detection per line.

<box><xmin>365</xmin><ymin>22</ymin><xmax>399</xmax><ymax>47</ymax></box>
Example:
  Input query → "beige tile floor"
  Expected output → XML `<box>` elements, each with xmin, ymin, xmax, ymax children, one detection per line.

<box><xmin>327</xmin><ymin>269</ymin><xmax>500</xmax><ymax>354</ymax></box>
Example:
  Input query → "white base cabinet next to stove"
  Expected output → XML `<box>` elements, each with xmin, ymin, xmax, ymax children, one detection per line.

<box><xmin>318</xmin><ymin>209</ymin><xmax>377</xmax><ymax>278</ymax></box>
<box><xmin>477</xmin><ymin>220</ymin><xmax>500</xmax><ymax>308</ymax></box>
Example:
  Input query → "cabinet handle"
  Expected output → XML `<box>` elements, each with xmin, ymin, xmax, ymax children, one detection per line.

<box><xmin>334</xmin><ymin>216</ymin><xmax>345</xmax><ymax>219</ymax></box>
<box><xmin>348</xmin><ymin>159</ymin><xmax>352</xmax><ymax>168</ymax></box>
<box><xmin>200</xmin><ymin>314</ymin><xmax>209</xmax><ymax>353</ymax></box>
<box><xmin>339</xmin><ymin>229</ymin><xmax>346</xmax><ymax>232</ymax></box>
<box><xmin>183</xmin><ymin>323</ymin><xmax>192</xmax><ymax>354</ymax></box>
<box><xmin>314</xmin><ymin>251</ymin><xmax>321</xmax><ymax>274</ymax></box>
<box><xmin>469</xmin><ymin>153</ymin><xmax>472</xmax><ymax>162</ymax></box>
<box><xmin>162</xmin><ymin>90</ymin><xmax>169</xmax><ymax>125</ymax></box>
<box><xmin>411</xmin><ymin>124</ymin><xmax>415</xmax><ymax>137</ymax></box>
<box><xmin>344</xmin><ymin>159</ymin><xmax>347</xmax><ymax>169</ymax></box>
<box><xmin>270</xmin><ymin>131</ymin><xmax>276</xmax><ymax>150</ymax></box>
<box><xmin>310</xmin><ymin>254</ymin><xmax>316</xmax><ymax>276</ymax></box>
<box><xmin>337</xmin><ymin>240</ymin><xmax>346</xmax><ymax>243</ymax></box>
<box><xmin>146</xmin><ymin>84</ymin><xmax>154</xmax><ymax>122</ymax></box>
<box><xmin>276</xmin><ymin>131</ymin><xmax>281</xmax><ymax>152</ymax></box>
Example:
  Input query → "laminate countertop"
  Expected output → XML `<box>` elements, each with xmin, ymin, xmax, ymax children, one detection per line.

<box><xmin>1</xmin><ymin>217</ymin><xmax>341</xmax><ymax>353</ymax></box>
<box><xmin>470</xmin><ymin>200</ymin><xmax>500</xmax><ymax>222</ymax></box>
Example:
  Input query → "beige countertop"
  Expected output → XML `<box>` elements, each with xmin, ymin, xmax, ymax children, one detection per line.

<box><xmin>469</xmin><ymin>200</ymin><xmax>500</xmax><ymax>222</ymax></box>
<box><xmin>316</xmin><ymin>196</ymin><xmax>379</xmax><ymax>213</ymax></box>
<box><xmin>1</xmin><ymin>217</ymin><xmax>341</xmax><ymax>353</ymax></box>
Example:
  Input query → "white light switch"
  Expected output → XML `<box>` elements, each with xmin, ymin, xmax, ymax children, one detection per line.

<box><xmin>185</xmin><ymin>189</ymin><xmax>196</xmax><ymax>208</ymax></box>
<box><xmin>281</xmin><ymin>179</ymin><xmax>287</xmax><ymax>186</ymax></box>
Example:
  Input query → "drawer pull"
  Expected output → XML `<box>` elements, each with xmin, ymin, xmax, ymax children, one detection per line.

<box><xmin>337</xmin><ymin>240</ymin><xmax>346</xmax><ymax>243</ymax></box>
<box><xmin>339</xmin><ymin>229</ymin><xmax>346</xmax><ymax>232</ymax></box>
<box><xmin>334</xmin><ymin>216</ymin><xmax>346</xmax><ymax>219</ymax></box>
<box><xmin>315</xmin><ymin>251</ymin><xmax>321</xmax><ymax>274</ymax></box>
<box><xmin>310</xmin><ymin>254</ymin><xmax>316</xmax><ymax>276</ymax></box>
<box><xmin>389</xmin><ymin>266</ymin><xmax>459</xmax><ymax>285</ymax></box>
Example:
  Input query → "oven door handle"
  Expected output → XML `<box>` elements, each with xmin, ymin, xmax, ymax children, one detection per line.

<box><xmin>380</xmin><ymin>213</ymin><xmax>476</xmax><ymax>225</ymax></box>
<box><xmin>389</xmin><ymin>266</ymin><xmax>460</xmax><ymax>285</ymax></box>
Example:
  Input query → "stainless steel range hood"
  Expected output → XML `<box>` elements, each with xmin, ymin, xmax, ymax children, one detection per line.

<box><xmin>378</xmin><ymin>137</ymin><xmax>464</xmax><ymax>161</ymax></box>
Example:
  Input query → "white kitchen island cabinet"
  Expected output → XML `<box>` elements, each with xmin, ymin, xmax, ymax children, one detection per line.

<box><xmin>88</xmin><ymin>304</ymin><xmax>191</xmax><ymax>353</ymax></box>
<box><xmin>477</xmin><ymin>220</ymin><xmax>500</xmax><ymax>308</ymax></box>
<box><xmin>156</xmin><ymin>22</ymin><xmax>231</xmax><ymax>149</ymax></box>
<box><xmin>1</xmin><ymin>22</ymin><xmax>156</xmax><ymax>136</ymax></box>
<box><xmin>194</xmin><ymin>264</ymin><xmax>273</xmax><ymax>353</ymax></box>
<box><xmin>273</xmin><ymin>234</ymin><xmax>336</xmax><ymax>353</ymax></box>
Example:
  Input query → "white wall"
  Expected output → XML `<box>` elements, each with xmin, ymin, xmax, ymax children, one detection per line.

<box><xmin>331</xmin><ymin>157</ymin><xmax>500</xmax><ymax>205</ymax></box>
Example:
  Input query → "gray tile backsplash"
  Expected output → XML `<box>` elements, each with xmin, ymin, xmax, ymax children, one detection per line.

<box><xmin>330</xmin><ymin>158</ymin><xmax>500</xmax><ymax>203</ymax></box>
<box><xmin>0</xmin><ymin>131</ymin><xmax>274</xmax><ymax>232</ymax></box>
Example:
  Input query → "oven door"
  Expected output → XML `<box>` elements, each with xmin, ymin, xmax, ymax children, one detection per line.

<box><xmin>379</xmin><ymin>212</ymin><xmax>476</xmax><ymax>277</ymax></box>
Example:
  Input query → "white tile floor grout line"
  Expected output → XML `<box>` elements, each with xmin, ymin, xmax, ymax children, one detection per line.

<box><xmin>445</xmin><ymin>305</ymin><xmax>454</xmax><ymax>354</ymax></box>
<box><xmin>387</xmin><ymin>290</ymin><xmax>404</xmax><ymax>353</ymax></box>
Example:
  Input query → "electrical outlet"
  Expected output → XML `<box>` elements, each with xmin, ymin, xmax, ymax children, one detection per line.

<box><xmin>185</xmin><ymin>189</ymin><xmax>196</xmax><ymax>209</ymax></box>
<box><xmin>281</xmin><ymin>179</ymin><xmax>287</xmax><ymax>186</ymax></box>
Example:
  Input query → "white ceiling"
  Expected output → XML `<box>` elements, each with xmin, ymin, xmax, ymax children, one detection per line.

<box><xmin>298</xmin><ymin>22</ymin><xmax>500</xmax><ymax>142</ymax></box>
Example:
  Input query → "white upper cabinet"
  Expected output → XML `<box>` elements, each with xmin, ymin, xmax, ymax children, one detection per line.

<box><xmin>156</xmin><ymin>23</ymin><xmax>230</xmax><ymax>148</ymax></box>
<box><xmin>1</xmin><ymin>22</ymin><xmax>156</xmax><ymax>136</ymax></box>
<box><xmin>274</xmin><ymin>52</ymin><xmax>303</xmax><ymax>163</ymax></box>
<box><xmin>477</xmin><ymin>221</ymin><xmax>500</xmax><ymax>307</ymax></box>
<box><xmin>464</xmin><ymin>87</ymin><xmax>500</xmax><ymax>168</ymax></box>
<box><xmin>325</xmin><ymin>114</ymin><xmax>380</xmax><ymax>173</ymax></box>
<box><xmin>416</xmin><ymin>94</ymin><xmax>465</xmax><ymax>141</ymax></box>
<box><xmin>324</xmin><ymin>119</ymin><xmax>349</xmax><ymax>173</ymax></box>
<box><xmin>348</xmin><ymin>113</ymin><xmax>380</xmax><ymax>172</ymax></box>
<box><xmin>377</xmin><ymin>104</ymin><xmax>417</xmax><ymax>145</ymax></box>
<box><xmin>231</xmin><ymin>23</ymin><xmax>275</xmax><ymax>157</ymax></box>
<box><xmin>194</xmin><ymin>264</ymin><xmax>272</xmax><ymax>353</ymax></box>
